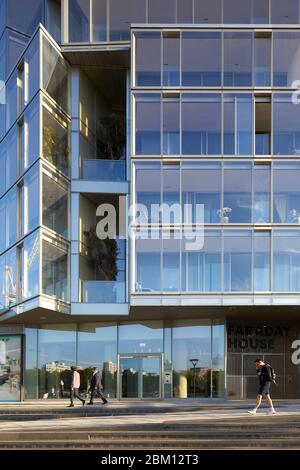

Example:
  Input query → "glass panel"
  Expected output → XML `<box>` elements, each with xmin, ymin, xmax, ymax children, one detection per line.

<box><xmin>255</xmin><ymin>100</ymin><xmax>271</xmax><ymax>155</ymax></box>
<box><xmin>6</xmin><ymin>70</ymin><xmax>17</xmax><ymax>131</ymax></box>
<box><xmin>25</xmin><ymin>33</ymin><xmax>39</xmax><ymax>105</ymax></box>
<box><xmin>182</xmin><ymin>32</ymin><xmax>221</xmax><ymax>86</ymax></box>
<box><xmin>6</xmin><ymin>0</ymin><xmax>42</xmax><ymax>36</ymax></box>
<box><xmin>163</xmin><ymin>99</ymin><xmax>179</xmax><ymax>155</ymax></box>
<box><xmin>273</xmin><ymin>93</ymin><xmax>300</xmax><ymax>155</ymax></box>
<box><xmin>0</xmin><ymin>198</ymin><xmax>5</xmax><ymax>253</ymax></box>
<box><xmin>182</xmin><ymin>230</ymin><xmax>221</xmax><ymax>292</ymax></box>
<box><xmin>0</xmin><ymin>335</ymin><xmax>21</xmax><ymax>401</ymax></box>
<box><xmin>148</xmin><ymin>0</ymin><xmax>176</xmax><ymax>22</ymax></box>
<box><xmin>163</xmin><ymin>237</ymin><xmax>180</xmax><ymax>291</ymax></box>
<box><xmin>253</xmin><ymin>0</ymin><xmax>269</xmax><ymax>23</ymax></box>
<box><xmin>136</xmin><ymin>162</ymin><xmax>161</xmax><ymax>224</ymax></box>
<box><xmin>6</xmin><ymin>187</ymin><xmax>17</xmax><ymax>247</ymax></box>
<box><xmin>223</xmin><ymin>0</ymin><xmax>252</xmax><ymax>23</ymax></box>
<box><xmin>82</xmin><ymin>159</ymin><xmax>126</xmax><ymax>182</ymax></box>
<box><xmin>46</xmin><ymin>0</ymin><xmax>62</xmax><ymax>44</ymax></box>
<box><xmin>110</xmin><ymin>0</ymin><xmax>146</xmax><ymax>41</ymax></box>
<box><xmin>273</xmin><ymin>231</ymin><xmax>300</xmax><ymax>291</ymax></box>
<box><xmin>69</xmin><ymin>0</ymin><xmax>90</xmax><ymax>42</ymax></box>
<box><xmin>120</xmin><ymin>357</ymin><xmax>139</xmax><ymax>398</ymax></box>
<box><xmin>273</xmin><ymin>162</ymin><xmax>300</xmax><ymax>223</ymax></box>
<box><xmin>1</xmin><ymin>127</ymin><xmax>17</xmax><ymax>194</ymax></box>
<box><xmin>135</xmin><ymin>32</ymin><xmax>161</xmax><ymax>86</ymax></box>
<box><xmin>142</xmin><ymin>357</ymin><xmax>160</xmax><ymax>398</ymax></box>
<box><xmin>3</xmin><ymin>247</ymin><xmax>17</xmax><ymax>307</ymax></box>
<box><xmin>273</xmin><ymin>32</ymin><xmax>300</xmax><ymax>87</ymax></box>
<box><xmin>254</xmin><ymin>37</ymin><xmax>271</xmax><ymax>86</ymax></box>
<box><xmin>23</xmin><ymin>163</ymin><xmax>39</xmax><ymax>235</ymax></box>
<box><xmin>224</xmin><ymin>93</ymin><xmax>253</xmax><ymax>155</ymax></box>
<box><xmin>135</xmin><ymin>94</ymin><xmax>161</xmax><ymax>155</ymax></box>
<box><xmin>136</xmin><ymin>237</ymin><xmax>161</xmax><ymax>292</ymax></box>
<box><xmin>172</xmin><ymin>320</ymin><xmax>212</xmax><ymax>398</ymax></box>
<box><xmin>24</xmin><ymin>96</ymin><xmax>40</xmax><ymax>169</ymax></box>
<box><xmin>42</xmin><ymin>240</ymin><xmax>69</xmax><ymax>301</ymax></box>
<box><xmin>43</xmin><ymin>104</ymin><xmax>70</xmax><ymax>175</ymax></box>
<box><xmin>21</xmin><ymin>231</ymin><xmax>39</xmax><ymax>300</ymax></box>
<box><xmin>224</xmin><ymin>230</ymin><xmax>252</xmax><ymax>292</ymax></box>
<box><xmin>78</xmin><ymin>323</ymin><xmax>117</xmax><ymax>398</ymax></box>
<box><xmin>177</xmin><ymin>0</ymin><xmax>193</xmax><ymax>22</ymax></box>
<box><xmin>182</xmin><ymin>93</ymin><xmax>221</xmax><ymax>155</ymax></box>
<box><xmin>194</xmin><ymin>0</ymin><xmax>222</xmax><ymax>23</ymax></box>
<box><xmin>254</xmin><ymin>232</ymin><xmax>270</xmax><ymax>291</ymax></box>
<box><xmin>38</xmin><ymin>325</ymin><xmax>76</xmax><ymax>399</ymax></box>
<box><xmin>6</xmin><ymin>30</ymin><xmax>28</xmax><ymax>84</ymax></box>
<box><xmin>224</xmin><ymin>32</ymin><xmax>253</xmax><ymax>87</ymax></box>
<box><xmin>92</xmin><ymin>0</ymin><xmax>107</xmax><ymax>42</ymax></box>
<box><xmin>162</xmin><ymin>165</ymin><xmax>180</xmax><ymax>224</ymax></box>
<box><xmin>163</xmin><ymin>34</ymin><xmax>180</xmax><ymax>86</ymax></box>
<box><xmin>42</xmin><ymin>172</ymin><xmax>68</xmax><ymax>237</ymax></box>
<box><xmin>212</xmin><ymin>322</ymin><xmax>225</xmax><ymax>398</ymax></box>
<box><xmin>224</xmin><ymin>162</ymin><xmax>252</xmax><ymax>223</ymax></box>
<box><xmin>119</xmin><ymin>321</ymin><xmax>163</xmax><ymax>353</ymax></box>
<box><xmin>43</xmin><ymin>35</ymin><xmax>69</xmax><ymax>113</ymax></box>
<box><xmin>271</xmin><ymin>0</ymin><xmax>299</xmax><ymax>24</ymax></box>
<box><xmin>24</xmin><ymin>328</ymin><xmax>38</xmax><ymax>399</ymax></box>
<box><xmin>254</xmin><ymin>165</ymin><xmax>270</xmax><ymax>223</ymax></box>
<box><xmin>182</xmin><ymin>162</ymin><xmax>221</xmax><ymax>223</ymax></box>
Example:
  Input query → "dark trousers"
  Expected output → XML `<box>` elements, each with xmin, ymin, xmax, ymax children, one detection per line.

<box><xmin>89</xmin><ymin>387</ymin><xmax>107</xmax><ymax>404</ymax></box>
<box><xmin>70</xmin><ymin>388</ymin><xmax>85</xmax><ymax>405</ymax></box>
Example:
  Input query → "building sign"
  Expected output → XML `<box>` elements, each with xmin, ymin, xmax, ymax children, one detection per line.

<box><xmin>227</xmin><ymin>325</ymin><xmax>290</xmax><ymax>351</ymax></box>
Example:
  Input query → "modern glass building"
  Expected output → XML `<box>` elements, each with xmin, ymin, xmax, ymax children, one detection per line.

<box><xmin>1</xmin><ymin>0</ymin><xmax>300</xmax><ymax>401</ymax></box>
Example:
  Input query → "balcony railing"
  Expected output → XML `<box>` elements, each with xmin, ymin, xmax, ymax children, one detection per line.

<box><xmin>81</xmin><ymin>281</ymin><xmax>126</xmax><ymax>303</ymax></box>
<box><xmin>82</xmin><ymin>159</ymin><xmax>126</xmax><ymax>181</ymax></box>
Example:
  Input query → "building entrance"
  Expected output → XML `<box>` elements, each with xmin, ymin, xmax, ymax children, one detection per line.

<box><xmin>118</xmin><ymin>353</ymin><xmax>163</xmax><ymax>399</ymax></box>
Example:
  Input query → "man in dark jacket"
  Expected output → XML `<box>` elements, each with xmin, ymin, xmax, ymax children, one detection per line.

<box><xmin>87</xmin><ymin>367</ymin><xmax>108</xmax><ymax>405</ymax></box>
<box><xmin>248</xmin><ymin>358</ymin><xmax>276</xmax><ymax>415</ymax></box>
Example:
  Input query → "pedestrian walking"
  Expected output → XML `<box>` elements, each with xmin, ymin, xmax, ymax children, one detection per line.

<box><xmin>248</xmin><ymin>358</ymin><xmax>276</xmax><ymax>415</ymax></box>
<box><xmin>67</xmin><ymin>366</ymin><xmax>86</xmax><ymax>407</ymax></box>
<box><xmin>87</xmin><ymin>367</ymin><xmax>108</xmax><ymax>405</ymax></box>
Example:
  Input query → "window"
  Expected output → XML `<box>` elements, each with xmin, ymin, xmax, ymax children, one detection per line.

<box><xmin>20</xmin><ymin>231</ymin><xmax>39</xmax><ymax>300</ymax></box>
<box><xmin>254</xmin><ymin>165</ymin><xmax>270</xmax><ymax>223</ymax></box>
<box><xmin>43</xmin><ymin>35</ymin><xmax>69</xmax><ymax>113</ymax></box>
<box><xmin>255</xmin><ymin>96</ymin><xmax>271</xmax><ymax>155</ymax></box>
<box><xmin>254</xmin><ymin>35</ymin><xmax>271</xmax><ymax>86</ymax></box>
<box><xmin>273</xmin><ymin>162</ymin><xmax>300</xmax><ymax>223</ymax></box>
<box><xmin>25</xmin><ymin>33</ymin><xmax>39</xmax><ymax>105</ymax></box>
<box><xmin>135</xmin><ymin>32</ymin><xmax>161</xmax><ymax>86</ymax></box>
<box><xmin>224</xmin><ymin>93</ymin><xmax>253</xmax><ymax>155</ymax></box>
<box><xmin>22</xmin><ymin>164</ymin><xmax>39</xmax><ymax>235</ymax></box>
<box><xmin>136</xmin><ymin>237</ymin><xmax>161</xmax><ymax>292</ymax></box>
<box><xmin>163</xmin><ymin>97</ymin><xmax>180</xmax><ymax>155</ymax></box>
<box><xmin>224</xmin><ymin>230</ymin><xmax>252</xmax><ymax>292</ymax></box>
<box><xmin>177</xmin><ymin>0</ymin><xmax>193</xmax><ymax>22</ymax></box>
<box><xmin>148</xmin><ymin>0</ymin><xmax>176</xmax><ymax>23</ymax></box>
<box><xmin>182</xmin><ymin>32</ymin><xmax>221</xmax><ymax>86</ymax></box>
<box><xmin>182</xmin><ymin>94</ymin><xmax>221</xmax><ymax>155</ymax></box>
<box><xmin>43</xmin><ymin>103</ymin><xmax>69</xmax><ymax>174</ymax></box>
<box><xmin>136</xmin><ymin>162</ymin><xmax>161</xmax><ymax>224</ymax></box>
<box><xmin>135</xmin><ymin>94</ymin><xmax>161</xmax><ymax>155</ymax></box>
<box><xmin>271</xmin><ymin>0</ymin><xmax>299</xmax><ymax>24</ymax></box>
<box><xmin>254</xmin><ymin>232</ymin><xmax>270</xmax><ymax>291</ymax></box>
<box><xmin>6</xmin><ymin>187</ymin><xmax>17</xmax><ymax>248</ymax></box>
<box><xmin>6</xmin><ymin>0</ymin><xmax>42</xmax><ymax>36</ymax></box>
<box><xmin>6</xmin><ymin>70</ymin><xmax>17</xmax><ymax>132</ymax></box>
<box><xmin>92</xmin><ymin>0</ymin><xmax>107</xmax><ymax>42</ymax></box>
<box><xmin>273</xmin><ymin>32</ymin><xmax>300</xmax><ymax>87</ymax></box>
<box><xmin>224</xmin><ymin>32</ymin><xmax>253</xmax><ymax>87</ymax></box>
<box><xmin>163</xmin><ymin>33</ymin><xmax>180</xmax><ymax>86</ymax></box>
<box><xmin>25</xmin><ymin>97</ymin><xmax>40</xmax><ymax>169</ymax></box>
<box><xmin>109</xmin><ymin>0</ymin><xmax>146</xmax><ymax>41</ymax></box>
<box><xmin>273</xmin><ymin>93</ymin><xmax>300</xmax><ymax>155</ymax></box>
<box><xmin>69</xmin><ymin>0</ymin><xmax>89</xmax><ymax>42</ymax></box>
<box><xmin>273</xmin><ymin>231</ymin><xmax>300</xmax><ymax>292</ymax></box>
<box><xmin>2</xmin><ymin>247</ymin><xmax>17</xmax><ymax>307</ymax></box>
<box><xmin>42</xmin><ymin>172</ymin><xmax>68</xmax><ymax>237</ymax></box>
<box><xmin>223</xmin><ymin>0</ymin><xmax>252</xmax><ymax>23</ymax></box>
<box><xmin>224</xmin><ymin>162</ymin><xmax>252</xmax><ymax>223</ymax></box>
<box><xmin>163</xmin><ymin>237</ymin><xmax>180</xmax><ymax>291</ymax></box>
<box><xmin>253</xmin><ymin>0</ymin><xmax>269</xmax><ymax>23</ymax></box>
<box><xmin>194</xmin><ymin>0</ymin><xmax>222</xmax><ymax>23</ymax></box>
<box><xmin>42</xmin><ymin>239</ymin><xmax>69</xmax><ymax>301</ymax></box>
<box><xmin>162</xmin><ymin>165</ymin><xmax>180</xmax><ymax>224</ymax></box>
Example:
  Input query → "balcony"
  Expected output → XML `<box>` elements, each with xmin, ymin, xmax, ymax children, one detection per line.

<box><xmin>81</xmin><ymin>280</ymin><xmax>126</xmax><ymax>303</ymax></box>
<box><xmin>82</xmin><ymin>159</ymin><xmax>126</xmax><ymax>182</ymax></box>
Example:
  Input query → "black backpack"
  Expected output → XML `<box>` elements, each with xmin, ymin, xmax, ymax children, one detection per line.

<box><xmin>267</xmin><ymin>364</ymin><xmax>277</xmax><ymax>383</ymax></box>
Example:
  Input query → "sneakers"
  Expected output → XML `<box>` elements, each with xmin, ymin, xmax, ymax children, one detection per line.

<box><xmin>67</xmin><ymin>404</ymin><xmax>74</xmax><ymax>407</ymax></box>
<box><xmin>103</xmin><ymin>400</ymin><xmax>108</xmax><ymax>405</ymax></box>
<box><xmin>266</xmin><ymin>408</ymin><xmax>276</xmax><ymax>415</ymax></box>
<box><xmin>87</xmin><ymin>402</ymin><xmax>93</xmax><ymax>405</ymax></box>
<box><xmin>247</xmin><ymin>409</ymin><xmax>257</xmax><ymax>415</ymax></box>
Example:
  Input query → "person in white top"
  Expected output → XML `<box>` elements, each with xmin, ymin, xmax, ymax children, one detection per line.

<box><xmin>67</xmin><ymin>366</ymin><xmax>86</xmax><ymax>407</ymax></box>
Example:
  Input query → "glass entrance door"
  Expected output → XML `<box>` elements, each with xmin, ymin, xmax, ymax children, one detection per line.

<box><xmin>118</xmin><ymin>354</ymin><xmax>162</xmax><ymax>399</ymax></box>
<box><xmin>0</xmin><ymin>335</ymin><xmax>22</xmax><ymax>401</ymax></box>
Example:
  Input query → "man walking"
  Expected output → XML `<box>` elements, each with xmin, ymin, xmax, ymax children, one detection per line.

<box><xmin>248</xmin><ymin>358</ymin><xmax>276</xmax><ymax>415</ymax></box>
<box><xmin>87</xmin><ymin>367</ymin><xmax>108</xmax><ymax>405</ymax></box>
<box><xmin>67</xmin><ymin>366</ymin><xmax>85</xmax><ymax>407</ymax></box>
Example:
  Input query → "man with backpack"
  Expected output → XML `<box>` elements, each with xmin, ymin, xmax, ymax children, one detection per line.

<box><xmin>248</xmin><ymin>358</ymin><xmax>276</xmax><ymax>415</ymax></box>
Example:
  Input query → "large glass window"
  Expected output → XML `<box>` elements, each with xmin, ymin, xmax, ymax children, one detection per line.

<box><xmin>182</xmin><ymin>230</ymin><xmax>221</xmax><ymax>292</ymax></box>
<box><xmin>42</xmin><ymin>239</ymin><xmax>69</xmax><ymax>301</ymax></box>
<box><xmin>224</xmin><ymin>230</ymin><xmax>252</xmax><ymax>292</ymax></box>
<box><xmin>194</xmin><ymin>0</ymin><xmax>222</xmax><ymax>23</ymax></box>
<box><xmin>223</xmin><ymin>0</ymin><xmax>252</xmax><ymax>23</ymax></box>
<box><xmin>135</xmin><ymin>94</ymin><xmax>161</xmax><ymax>155</ymax></box>
<box><xmin>254</xmin><ymin>36</ymin><xmax>271</xmax><ymax>87</ymax></box>
<box><xmin>43</xmin><ymin>35</ymin><xmax>69</xmax><ymax>113</ymax></box>
<box><xmin>181</xmin><ymin>32</ymin><xmax>221</xmax><ymax>87</ymax></box>
<box><xmin>163</xmin><ymin>34</ymin><xmax>180</xmax><ymax>86</ymax></box>
<box><xmin>182</xmin><ymin>94</ymin><xmax>221</xmax><ymax>155</ymax></box>
<box><xmin>163</xmin><ymin>98</ymin><xmax>180</xmax><ymax>155</ymax></box>
<box><xmin>69</xmin><ymin>0</ymin><xmax>89</xmax><ymax>42</ymax></box>
<box><xmin>25</xmin><ymin>33</ymin><xmax>40</xmax><ymax>105</ymax></box>
<box><xmin>273</xmin><ymin>93</ymin><xmax>300</xmax><ymax>155</ymax></box>
<box><xmin>148</xmin><ymin>0</ymin><xmax>176</xmax><ymax>23</ymax></box>
<box><xmin>42</xmin><ymin>103</ymin><xmax>69</xmax><ymax>175</ymax></box>
<box><xmin>0</xmin><ymin>335</ymin><xmax>21</xmax><ymax>401</ymax></box>
<box><xmin>173</xmin><ymin>320</ymin><xmax>212</xmax><ymax>398</ymax></box>
<box><xmin>182</xmin><ymin>162</ymin><xmax>221</xmax><ymax>224</ymax></box>
<box><xmin>136</xmin><ymin>237</ymin><xmax>161</xmax><ymax>292</ymax></box>
<box><xmin>38</xmin><ymin>325</ymin><xmax>76</xmax><ymax>398</ymax></box>
<box><xmin>162</xmin><ymin>237</ymin><xmax>180</xmax><ymax>291</ymax></box>
<box><xmin>224</xmin><ymin>32</ymin><xmax>252</xmax><ymax>87</ymax></box>
<box><xmin>271</xmin><ymin>0</ymin><xmax>299</xmax><ymax>24</ymax></box>
<box><xmin>254</xmin><ymin>164</ymin><xmax>270</xmax><ymax>223</ymax></box>
<box><xmin>135</xmin><ymin>32</ymin><xmax>161</xmax><ymax>86</ymax></box>
<box><xmin>136</xmin><ymin>162</ymin><xmax>161</xmax><ymax>224</ymax></box>
<box><xmin>110</xmin><ymin>0</ymin><xmax>146</xmax><ymax>41</ymax></box>
<box><xmin>22</xmin><ymin>163</ymin><xmax>39</xmax><ymax>235</ymax></box>
<box><xmin>273</xmin><ymin>162</ymin><xmax>300</xmax><ymax>223</ymax></box>
<box><xmin>42</xmin><ymin>172</ymin><xmax>68</xmax><ymax>237</ymax></box>
<box><xmin>273</xmin><ymin>32</ymin><xmax>300</xmax><ymax>87</ymax></box>
<box><xmin>224</xmin><ymin>162</ymin><xmax>252</xmax><ymax>223</ymax></box>
<box><xmin>119</xmin><ymin>321</ymin><xmax>163</xmax><ymax>353</ymax></box>
<box><xmin>162</xmin><ymin>165</ymin><xmax>180</xmax><ymax>224</ymax></box>
<box><xmin>224</xmin><ymin>94</ymin><xmax>253</xmax><ymax>155</ymax></box>
<box><xmin>21</xmin><ymin>231</ymin><xmax>39</xmax><ymax>300</ymax></box>
<box><xmin>78</xmin><ymin>323</ymin><xmax>117</xmax><ymax>398</ymax></box>
<box><xmin>273</xmin><ymin>231</ymin><xmax>300</xmax><ymax>292</ymax></box>
<box><xmin>92</xmin><ymin>0</ymin><xmax>107</xmax><ymax>42</ymax></box>
<box><xmin>254</xmin><ymin>232</ymin><xmax>270</xmax><ymax>291</ymax></box>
